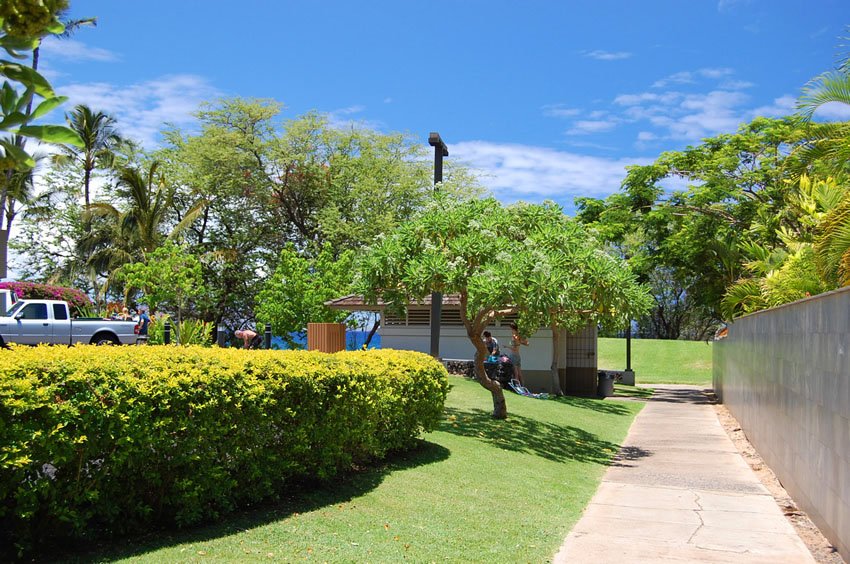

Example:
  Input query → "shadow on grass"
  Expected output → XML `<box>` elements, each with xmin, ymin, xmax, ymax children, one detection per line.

<box><xmin>48</xmin><ymin>440</ymin><xmax>450</xmax><ymax>563</ymax></box>
<box><xmin>548</xmin><ymin>394</ymin><xmax>634</xmax><ymax>416</ymax></box>
<box><xmin>613</xmin><ymin>385</ymin><xmax>654</xmax><ymax>399</ymax></box>
<box><xmin>441</xmin><ymin>407</ymin><xmax>622</xmax><ymax>465</ymax></box>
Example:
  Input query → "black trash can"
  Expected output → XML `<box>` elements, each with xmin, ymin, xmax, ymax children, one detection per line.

<box><xmin>597</xmin><ymin>371</ymin><xmax>615</xmax><ymax>398</ymax></box>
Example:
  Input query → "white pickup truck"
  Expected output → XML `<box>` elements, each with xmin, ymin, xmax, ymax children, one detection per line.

<box><xmin>0</xmin><ymin>299</ymin><xmax>139</xmax><ymax>346</ymax></box>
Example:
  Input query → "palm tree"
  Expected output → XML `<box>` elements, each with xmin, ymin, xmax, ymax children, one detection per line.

<box><xmin>795</xmin><ymin>47</ymin><xmax>850</xmax><ymax>178</ymax></box>
<box><xmin>794</xmin><ymin>50</ymin><xmax>850</xmax><ymax>288</ymax></box>
<box><xmin>81</xmin><ymin>162</ymin><xmax>207</xmax><ymax>302</ymax></box>
<box><xmin>61</xmin><ymin>104</ymin><xmax>123</xmax><ymax>209</ymax></box>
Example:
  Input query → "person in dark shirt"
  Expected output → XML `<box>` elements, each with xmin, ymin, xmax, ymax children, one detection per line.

<box><xmin>137</xmin><ymin>307</ymin><xmax>151</xmax><ymax>344</ymax></box>
<box><xmin>482</xmin><ymin>331</ymin><xmax>500</xmax><ymax>356</ymax></box>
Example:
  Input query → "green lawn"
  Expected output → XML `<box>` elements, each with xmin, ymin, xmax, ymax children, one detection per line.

<box><xmin>68</xmin><ymin>376</ymin><xmax>642</xmax><ymax>563</ymax></box>
<box><xmin>597</xmin><ymin>337</ymin><xmax>713</xmax><ymax>386</ymax></box>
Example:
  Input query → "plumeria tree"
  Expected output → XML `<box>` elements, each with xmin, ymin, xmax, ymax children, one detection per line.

<box><xmin>357</xmin><ymin>196</ymin><xmax>651</xmax><ymax>418</ymax></box>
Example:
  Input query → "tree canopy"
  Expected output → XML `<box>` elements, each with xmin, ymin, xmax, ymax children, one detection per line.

<box><xmin>575</xmin><ymin>115</ymin><xmax>850</xmax><ymax>333</ymax></box>
<box><xmin>357</xmin><ymin>196</ymin><xmax>651</xmax><ymax>418</ymax></box>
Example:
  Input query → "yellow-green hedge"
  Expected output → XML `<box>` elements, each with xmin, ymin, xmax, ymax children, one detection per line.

<box><xmin>0</xmin><ymin>345</ymin><xmax>449</xmax><ymax>556</ymax></box>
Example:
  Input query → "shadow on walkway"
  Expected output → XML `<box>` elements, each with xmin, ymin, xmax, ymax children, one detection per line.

<box><xmin>644</xmin><ymin>386</ymin><xmax>716</xmax><ymax>405</ymax></box>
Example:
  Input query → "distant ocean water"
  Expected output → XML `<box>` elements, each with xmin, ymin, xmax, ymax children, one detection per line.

<box><xmin>271</xmin><ymin>330</ymin><xmax>381</xmax><ymax>351</ymax></box>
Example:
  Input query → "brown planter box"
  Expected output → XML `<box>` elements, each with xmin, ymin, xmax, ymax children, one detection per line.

<box><xmin>307</xmin><ymin>323</ymin><xmax>346</xmax><ymax>353</ymax></box>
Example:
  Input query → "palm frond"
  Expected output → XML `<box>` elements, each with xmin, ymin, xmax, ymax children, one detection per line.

<box><xmin>720</xmin><ymin>278</ymin><xmax>768</xmax><ymax>320</ymax></box>
<box><xmin>798</xmin><ymin>71</ymin><xmax>850</xmax><ymax>121</ymax></box>
<box><xmin>168</xmin><ymin>198</ymin><xmax>210</xmax><ymax>240</ymax></box>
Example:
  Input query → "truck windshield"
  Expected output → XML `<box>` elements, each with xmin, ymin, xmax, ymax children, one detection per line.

<box><xmin>6</xmin><ymin>302</ymin><xmax>23</xmax><ymax>317</ymax></box>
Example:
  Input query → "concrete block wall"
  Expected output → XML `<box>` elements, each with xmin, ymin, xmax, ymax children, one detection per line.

<box><xmin>713</xmin><ymin>286</ymin><xmax>850</xmax><ymax>560</ymax></box>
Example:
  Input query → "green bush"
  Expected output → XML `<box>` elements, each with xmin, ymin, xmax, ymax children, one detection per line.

<box><xmin>0</xmin><ymin>346</ymin><xmax>449</xmax><ymax>557</ymax></box>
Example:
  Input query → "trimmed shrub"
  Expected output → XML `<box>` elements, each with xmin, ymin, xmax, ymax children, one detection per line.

<box><xmin>0</xmin><ymin>281</ymin><xmax>90</xmax><ymax>315</ymax></box>
<box><xmin>0</xmin><ymin>346</ymin><xmax>449</xmax><ymax>557</ymax></box>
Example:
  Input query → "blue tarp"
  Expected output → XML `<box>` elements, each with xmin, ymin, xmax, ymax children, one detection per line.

<box><xmin>271</xmin><ymin>330</ymin><xmax>381</xmax><ymax>351</ymax></box>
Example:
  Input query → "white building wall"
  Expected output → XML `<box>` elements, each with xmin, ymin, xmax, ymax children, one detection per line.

<box><xmin>380</xmin><ymin>325</ymin><xmax>554</xmax><ymax>372</ymax></box>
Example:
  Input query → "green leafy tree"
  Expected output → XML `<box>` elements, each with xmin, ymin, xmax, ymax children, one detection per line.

<box><xmin>357</xmin><ymin>196</ymin><xmax>650</xmax><ymax>418</ymax></box>
<box><xmin>0</xmin><ymin>2</ymin><xmax>84</xmax><ymax>276</ymax></box>
<box><xmin>120</xmin><ymin>241</ymin><xmax>205</xmax><ymax>334</ymax></box>
<box><xmin>577</xmin><ymin>117</ymin><xmax>813</xmax><ymax>335</ymax></box>
<box><xmin>255</xmin><ymin>243</ymin><xmax>354</xmax><ymax>348</ymax></box>
<box><xmin>155</xmin><ymin>97</ymin><xmax>480</xmax><ymax>331</ymax></box>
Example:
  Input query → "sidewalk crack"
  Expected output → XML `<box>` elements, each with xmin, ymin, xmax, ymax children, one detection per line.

<box><xmin>687</xmin><ymin>491</ymin><xmax>705</xmax><ymax>545</ymax></box>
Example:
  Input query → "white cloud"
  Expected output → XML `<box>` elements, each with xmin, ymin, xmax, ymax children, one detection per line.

<box><xmin>718</xmin><ymin>0</ymin><xmax>751</xmax><ymax>12</ymax></box>
<box><xmin>653</xmin><ymin>71</ymin><xmax>695</xmax><ymax>88</ymax></box>
<box><xmin>750</xmin><ymin>95</ymin><xmax>796</xmax><ymax>118</ymax></box>
<box><xmin>614</xmin><ymin>82</ymin><xmax>760</xmax><ymax>142</ymax></box>
<box><xmin>452</xmin><ymin>141</ymin><xmax>649</xmax><ymax>208</ymax></box>
<box><xmin>39</xmin><ymin>37</ymin><xmax>119</xmax><ymax>62</ymax></box>
<box><xmin>637</xmin><ymin>131</ymin><xmax>657</xmax><ymax>141</ymax></box>
<box><xmin>614</xmin><ymin>92</ymin><xmax>682</xmax><ymax>106</ymax></box>
<box><xmin>720</xmin><ymin>79</ymin><xmax>754</xmax><ymax>90</ymax></box>
<box><xmin>698</xmin><ymin>67</ymin><xmax>734</xmax><ymax>80</ymax></box>
<box><xmin>810</xmin><ymin>101</ymin><xmax>850</xmax><ymax>120</ymax></box>
<box><xmin>652</xmin><ymin>68</ymin><xmax>733</xmax><ymax>88</ymax></box>
<box><xmin>325</xmin><ymin>105</ymin><xmax>384</xmax><ymax>131</ymax></box>
<box><xmin>59</xmin><ymin>74</ymin><xmax>221</xmax><ymax>148</ymax></box>
<box><xmin>542</xmin><ymin>104</ymin><xmax>581</xmax><ymax>118</ymax></box>
<box><xmin>567</xmin><ymin>119</ymin><xmax>618</xmax><ymax>135</ymax></box>
<box><xmin>667</xmin><ymin>90</ymin><xmax>749</xmax><ymax>139</ymax></box>
<box><xmin>583</xmin><ymin>50</ymin><xmax>632</xmax><ymax>61</ymax></box>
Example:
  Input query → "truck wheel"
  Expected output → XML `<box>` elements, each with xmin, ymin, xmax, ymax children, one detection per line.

<box><xmin>92</xmin><ymin>334</ymin><xmax>119</xmax><ymax>346</ymax></box>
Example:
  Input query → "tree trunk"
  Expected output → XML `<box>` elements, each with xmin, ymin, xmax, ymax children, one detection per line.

<box><xmin>364</xmin><ymin>316</ymin><xmax>380</xmax><ymax>347</ymax></box>
<box><xmin>83</xmin><ymin>167</ymin><xmax>92</xmax><ymax>210</ymax></box>
<box><xmin>550</xmin><ymin>324</ymin><xmax>564</xmax><ymax>396</ymax></box>
<box><xmin>470</xmin><ymin>330</ymin><xmax>507</xmax><ymax>419</ymax></box>
<box><xmin>459</xmin><ymin>294</ymin><xmax>508</xmax><ymax>418</ymax></box>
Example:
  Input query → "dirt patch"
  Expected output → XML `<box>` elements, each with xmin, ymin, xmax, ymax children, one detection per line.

<box><xmin>712</xmin><ymin>398</ymin><xmax>844</xmax><ymax>564</ymax></box>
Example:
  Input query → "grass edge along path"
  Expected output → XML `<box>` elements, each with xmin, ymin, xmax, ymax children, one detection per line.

<box><xmin>598</xmin><ymin>337</ymin><xmax>713</xmax><ymax>386</ymax></box>
<box><xmin>69</xmin><ymin>376</ymin><xmax>643</xmax><ymax>563</ymax></box>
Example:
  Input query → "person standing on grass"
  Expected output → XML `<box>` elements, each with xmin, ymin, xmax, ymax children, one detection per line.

<box><xmin>507</xmin><ymin>323</ymin><xmax>529</xmax><ymax>386</ymax></box>
<box><xmin>137</xmin><ymin>307</ymin><xmax>151</xmax><ymax>344</ymax></box>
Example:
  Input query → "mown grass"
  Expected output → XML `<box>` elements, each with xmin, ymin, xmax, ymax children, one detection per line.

<box><xmin>597</xmin><ymin>337</ymin><xmax>713</xmax><ymax>386</ymax></box>
<box><xmin>65</xmin><ymin>376</ymin><xmax>642</xmax><ymax>563</ymax></box>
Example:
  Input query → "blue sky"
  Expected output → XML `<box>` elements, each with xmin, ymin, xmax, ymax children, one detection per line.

<box><xmin>41</xmin><ymin>0</ymin><xmax>850</xmax><ymax>212</ymax></box>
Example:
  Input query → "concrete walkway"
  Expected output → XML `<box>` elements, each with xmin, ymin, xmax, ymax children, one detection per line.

<box><xmin>553</xmin><ymin>385</ymin><xmax>815</xmax><ymax>563</ymax></box>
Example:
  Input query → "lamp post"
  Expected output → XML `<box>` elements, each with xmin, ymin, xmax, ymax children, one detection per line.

<box><xmin>428</xmin><ymin>132</ymin><xmax>448</xmax><ymax>359</ymax></box>
<box><xmin>623</xmin><ymin>321</ymin><xmax>636</xmax><ymax>385</ymax></box>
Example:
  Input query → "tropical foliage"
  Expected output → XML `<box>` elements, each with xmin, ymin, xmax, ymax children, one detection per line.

<box><xmin>577</xmin><ymin>105</ymin><xmax>850</xmax><ymax>328</ymax></box>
